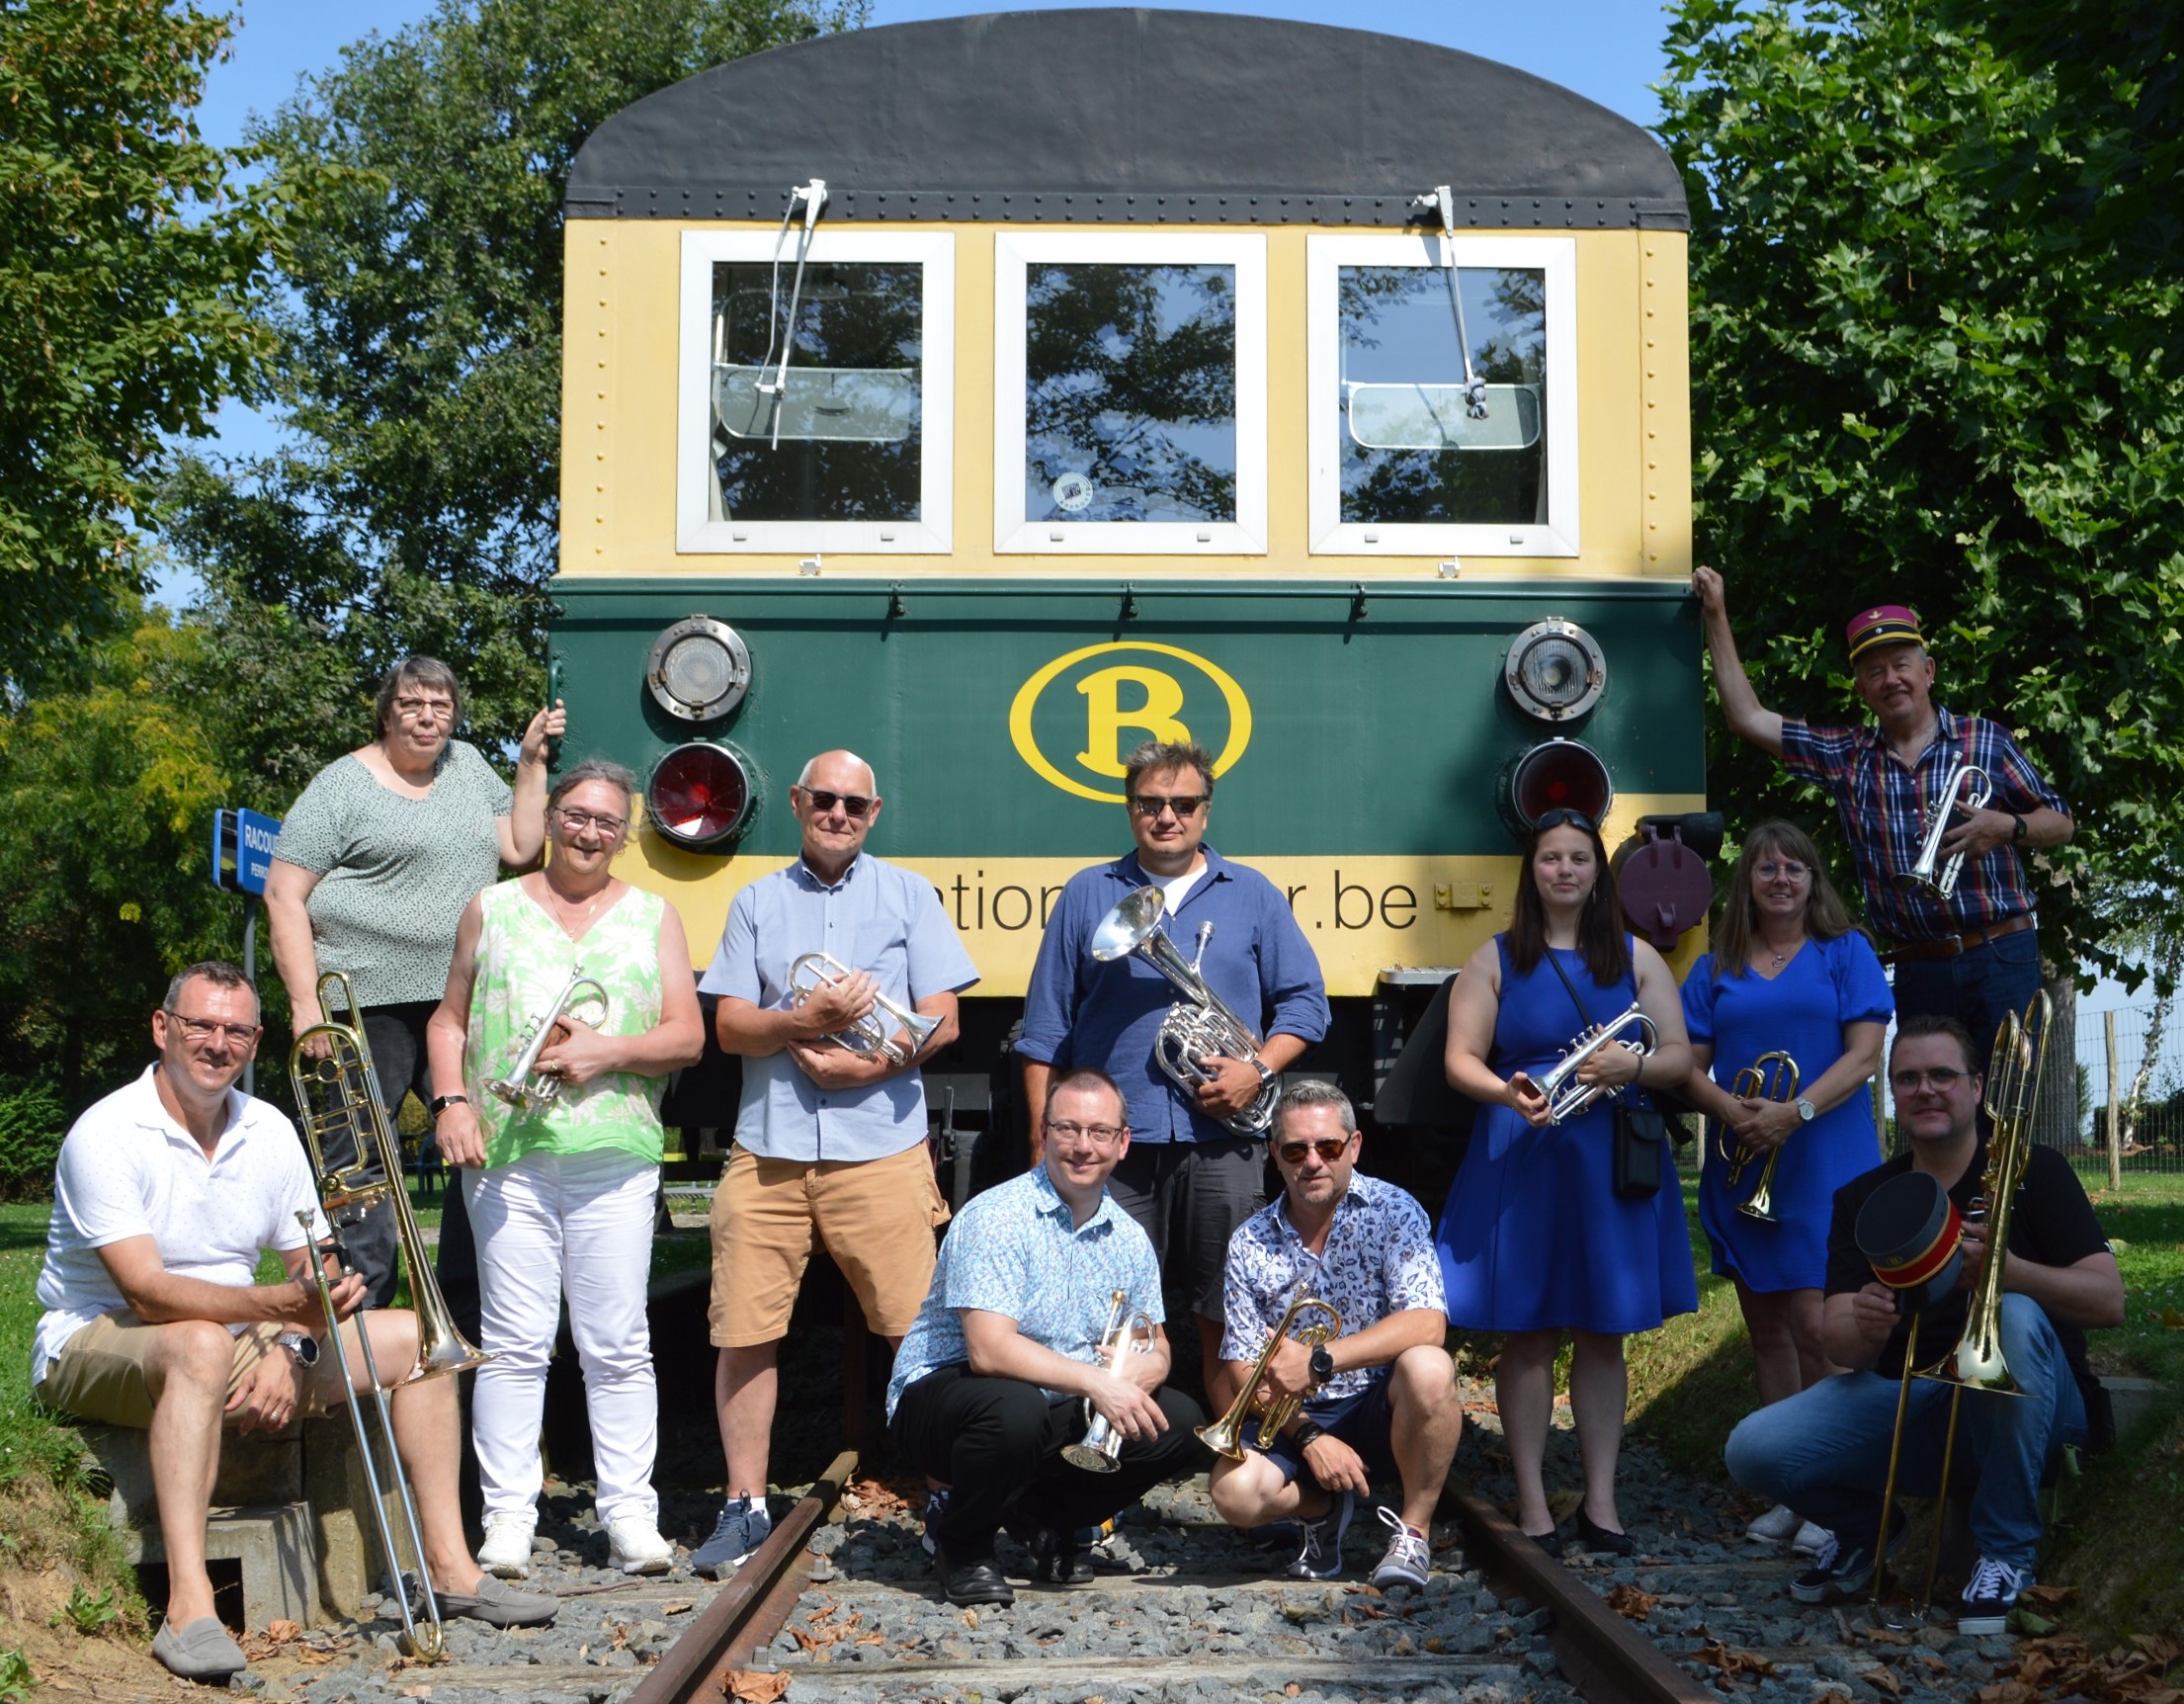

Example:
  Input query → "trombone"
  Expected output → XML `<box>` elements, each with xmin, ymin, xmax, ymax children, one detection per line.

<box><xmin>1895</xmin><ymin>760</ymin><xmax>1994</xmax><ymax>899</ymax></box>
<box><xmin>1060</xmin><ymin>1290</ymin><xmax>1158</xmax><ymax>1472</ymax></box>
<box><xmin>788</xmin><ymin>952</ymin><xmax>942</xmax><ymax>1067</ymax></box>
<box><xmin>1197</xmin><ymin>1287</ymin><xmax>1344</xmax><ymax>1461</ymax></box>
<box><xmin>1717</xmin><ymin>1050</ymin><xmax>1801</xmax><ymax>1223</ymax></box>
<box><xmin>290</xmin><ymin>971</ymin><xmax>494</xmax><ymax>1660</ymax></box>
<box><xmin>1533</xmin><ymin>1003</ymin><xmax>1659</xmax><ymax>1124</ymax></box>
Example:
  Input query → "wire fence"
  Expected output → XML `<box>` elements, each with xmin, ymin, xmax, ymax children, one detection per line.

<box><xmin>2071</xmin><ymin>996</ymin><xmax>2184</xmax><ymax>1179</ymax></box>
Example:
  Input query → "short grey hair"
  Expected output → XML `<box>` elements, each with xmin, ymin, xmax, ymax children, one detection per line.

<box><xmin>163</xmin><ymin>961</ymin><xmax>258</xmax><ymax>1018</ymax></box>
<box><xmin>1123</xmin><ymin>739</ymin><xmax>1216</xmax><ymax>800</ymax></box>
<box><xmin>796</xmin><ymin>750</ymin><xmax>879</xmax><ymax>792</ymax></box>
<box><xmin>373</xmin><ymin>656</ymin><xmax>462</xmax><ymax>736</ymax></box>
<box><xmin>1273</xmin><ymin>1078</ymin><xmax>1356</xmax><ymax>1137</ymax></box>
<box><xmin>547</xmin><ymin>756</ymin><xmax>639</xmax><ymax>813</ymax></box>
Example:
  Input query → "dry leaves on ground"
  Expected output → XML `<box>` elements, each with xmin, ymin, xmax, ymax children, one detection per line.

<box><xmin>724</xmin><ymin>1668</ymin><xmax>792</xmax><ymax>1702</ymax></box>
<box><xmin>239</xmin><ymin>1619</ymin><xmax>304</xmax><ymax>1661</ymax></box>
<box><xmin>1606</xmin><ymin>1583</ymin><xmax>1659</xmax><ymax>1621</ymax></box>
<box><xmin>1694</xmin><ymin>1640</ymin><xmax>1777</xmax><ymax>1679</ymax></box>
<box><xmin>839</xmin><ymin>1478</ymin><xmax>917</xmax><ymax>1519</ymax></box>
<box><xmin>1977</xmin><ymin>1632</ymin><xmax>2184</xmax><ymax>1704</ymax></box>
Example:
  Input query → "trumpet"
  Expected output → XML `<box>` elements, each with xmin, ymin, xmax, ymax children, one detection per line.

<box><xmin>1060</xmin><ymin>1290</ymin><xmax>1158</xmax><ymax>1472</ymax></box>
<box><xmin>1196</xmin><ymin>1287</ymin><xmax>1344</xmax><ymax>1461</ymax></box>
<box><xmin>1895</xmin><ymin>760</ymin><xmax>1994</xmax><ymax>899</ymax></box>
<box><xmin>1532</xmin><ymin>1003</ymin><xmax>1659</xmax><ymax>1124</ymax></box>
<box><xmin>1718</xmin><ymin>1050</ymin><xmax>1801</xmax><ymax>1223</ymax></box>
<box><xmin>1090</xmin><ymin>887</ymin><xmax>1277</xmax><ymax>1136</ymax></box>
<box><xmin>290</xmin><ymin>971</ymin><xmax>494</xmax><ymax>1660</ymax></box>
<box><xmin>490</xmin><ymin>967</ymin><xmax>610</xmax><ymax>1111</ymax></box>
<box><xmin>788</xmin><ymin>951</ymin><xmax>942</xmax><ymax>1067</ymax></box>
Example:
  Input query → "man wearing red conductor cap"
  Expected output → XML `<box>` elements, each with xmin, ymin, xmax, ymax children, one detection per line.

<box><xmin>1692</xmin><ymin>568</ymin><xmax>2073</xmax><ymax>1054</ymax></box>
<box><xmin>1722</xmin><ymin>1016</ymin><xmax>2121</xmax><ymax>1633</ymax></box>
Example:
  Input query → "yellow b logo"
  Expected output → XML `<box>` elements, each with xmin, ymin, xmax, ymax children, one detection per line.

<box><xmin>1010</xmin><ymin>641</ymin><xmax>1253</xmax><ymax>804</ymax></box>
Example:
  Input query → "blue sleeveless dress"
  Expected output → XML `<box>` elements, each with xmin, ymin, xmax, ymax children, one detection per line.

<box><xmin>1437</xmin><ymin>936</ymin><xmax>1699</xmax><ymax>1334</ymax></box>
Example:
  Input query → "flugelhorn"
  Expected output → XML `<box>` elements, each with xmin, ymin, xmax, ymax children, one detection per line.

<box><xmin>1718</xmin><ymin>1050</ymin><xmax>1801</xmax><ymax>1223</ymax></box>
<box><xmin>1197</xmin><ymin>1286</ymin><xmax>1343</xmax><ymax>1461</ymax></box>
<box><xmin>1532</xmin><ymin>1003</ymin><xmax>1659</xmax><ymax>1124</ymax></box>
<box><xmin>1061</xmin><ymin>1290</ymin><xmax>1158</xmax><ymax>1472</ymax></box>
<box><xmin>490</xmin><ymin>966</ymin><xmax>610</xmax><ymax>1111</ymax></box>
<box><xmin>1895</xmin><ymin>760</ymin><xmax>1993</xmax><ymax>899</ymax></box>
<box><xmin>788</xmin><ymin>952</ymin><xmax>942</xmax><ymax>1067</ymax></box>
<box><xmin>1090</xmin><ymin>887</ymin><xmax>1277</xmax><ymax>1136</ymax></box>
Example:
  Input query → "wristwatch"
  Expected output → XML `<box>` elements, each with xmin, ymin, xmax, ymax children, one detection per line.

<box><xmin>276</xmin><ymin>1331</ymin><xmax>320</xmax><ymax>1369</ymax></box>
<box><xmin>1308</xmin><ymin>1343</ymin><xmax>1336</xmax><ymax>1385</ymax></box>
<box><xmin>2012</xmin><ymin>812</ymin><xmax>2029</xmax><ymax>846</ymax></box>
<box><xmin>1796</xmin><ymin>1098</ymin><xmax>1817</xmax><ymax>1123</ymax></box>
<box><xmin>428</xmin><ymin>1093</ymin><xmax>469</xmax><ymax>1117</ymax></box>
<box><xmin>1292</xmin><ymin>1420</ymin><xmax>1326</xmax><ymax>1449</ymax></box>
<box><xmin>1249</xmin><ymin>1058</ymin><xmax>1275</xmax><ymax>1088</ymax></box>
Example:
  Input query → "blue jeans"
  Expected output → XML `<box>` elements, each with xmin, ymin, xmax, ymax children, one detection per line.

<box><xmin>1890</xmin><ymin>925</ymin><xmax>2044</xmax><ymax>1059</ymax></box>
<box><xmin>1723</xmin><ymin>1295</ymin><xmax>2085</xmax><ymax>1571</ymax></box>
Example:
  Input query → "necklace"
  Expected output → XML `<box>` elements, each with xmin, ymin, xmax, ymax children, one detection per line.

<box><xmin>1764</xmin><ymin>935</ymin><xmax>1806</xmax><ymax>971</ymax></box>
<box><xmin>544</xmin><ymin>879</ymin><xmax>613</xmax><ymax>936</ymax></box>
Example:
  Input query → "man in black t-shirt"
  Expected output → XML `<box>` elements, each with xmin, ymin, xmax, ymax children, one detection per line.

<box><xmin>1723</xmin><ymin>1013</ymin><xmax>2121</xmax><ymax>1634</ymax></box>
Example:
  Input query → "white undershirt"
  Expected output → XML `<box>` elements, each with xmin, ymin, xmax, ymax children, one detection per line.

<box><xmin>1158</xmin><ymin>865</ymin><xmax>1206</xmax><ymax>919</ymax></box>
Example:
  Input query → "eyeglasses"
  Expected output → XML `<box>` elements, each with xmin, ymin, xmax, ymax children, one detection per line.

<box><xmin>391</xmin><ymin>696</ymin><xmax>455</xmax><ymax>721</ymax></box>
<box><xmin>1275</xmin><ymin>1136</ymin><xmax>1353</xmax><ymax>1165</ymax></box>
<box><xmin>165</xmin><ymin>1011</ymin><xmax>261</xmax><ymax>1047</ymax></box>
<box><xmin>1755</xmin><ymin>860</ymin><xmax>1810</xmax><ymax>881</ymax></box>
<box><xmin>1044</xmin><ymin>1120</ymin><xmax>1126</xmax><ymax>1144</ymax></box>
<box><xmin>798</xmin><ymin>789</ymin><xmax>875</xmax><ymax>818</ymax></box>
<box><xmin>1533</xmin><ymin>809</ymin><xmax>1597</xmax><ymax>833</ymax></box>
<box><xmin>1890</xmin><ymin>1066</ymin><xmax>1970</xmax><ymax>1093</ymax></box>
<box><xmin>1129</xmin><ymin>794</ymin><xmax>1208</xmax><ymax>819</ymax></box>
<box><xmin>554</xmin><ymin>807</ymin><xmax>628</xmax><ymax>835</ymax></box>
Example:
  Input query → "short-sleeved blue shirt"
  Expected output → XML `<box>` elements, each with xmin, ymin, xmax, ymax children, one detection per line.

<box><xmin>1017</xmin><ymin>847</ymin><xmax>1330</xmax><ymax>1143</ymax></box>
<box><xmin>885</xmin><ymin>1162</ymin><xmax>1163</xmax><ymax>1419</ymax></box>
<box><xmin>699</xmin><ymin>852</ymin><xmax>979</xmax><ymax>1161</ymax></box>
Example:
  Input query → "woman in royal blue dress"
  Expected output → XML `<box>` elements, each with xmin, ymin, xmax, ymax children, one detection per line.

<box><xmin>1678</xmin><ymin>819</ymin><xmax>1890</xmax><ymax>1550</ymax></box>
<box><xmin>1440</xmin><ymin>810</ymin><xmax>1697</xmax><ymax>1557</ymax></box>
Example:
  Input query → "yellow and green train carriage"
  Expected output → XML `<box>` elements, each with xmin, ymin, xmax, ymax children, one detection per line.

<box><xmin>550</xmin><ymin>9</ymin><xmax>1706</xmax><ymax>1177</ymax></box>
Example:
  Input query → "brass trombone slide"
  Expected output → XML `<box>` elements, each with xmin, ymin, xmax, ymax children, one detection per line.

<box><xmin>1718</xmin><ymin>1050</ymin><xmax>1801</xmax><ymax>1224</ymax></box>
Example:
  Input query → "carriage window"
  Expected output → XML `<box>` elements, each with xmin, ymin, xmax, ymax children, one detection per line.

<box><xmin>678</xmin><ymin>232</ymin><xmax>953</xmax><ymax>554</ymax></box>
<box><xmin>995</xmin><ymin>234</ymin><xmax>1265</xmax><ymax>554</ymax></box>
<box><xmin>1307</xmin><ymin>236</ymin><xmax>1576</xmax><ymax>556</ymax></box>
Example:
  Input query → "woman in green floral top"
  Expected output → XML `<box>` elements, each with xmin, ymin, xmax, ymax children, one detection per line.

<box><xmin>427</xmin><ymin>759</ymin><xmax>704</xmax><ymax>1578</ymax></box>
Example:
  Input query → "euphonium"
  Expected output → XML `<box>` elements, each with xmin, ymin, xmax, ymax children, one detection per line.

<box><xmin>490</xmin><ymin>966</ymin><xmax>610</xmax><ymax>1111</ymax></box>
<box><xmin>1532</xmin><ymin>1003</ymin><xmax>1659</xmax><ymax>1124</ymax></box>
<box><xmin>1718</xmin><ymin>1050</ymin><xmax>1801</xmax><ymax>1223</ymax></box>
<box><xmin>1196</xmin><ymin>1287</ymin><xmax>1343</xmax><ymax>1461</ymax></box>
<box><xmin>1060</xmin><ymin>1289</ymin><xmax>1158</xmax><ymax>1472</ymax></box>
<box><xmin>1895</xmin><ymin>760</ymin><xmax>1994</xmax><ymax>899</ymax></box>
<box><xmin>788</xmin><ymin>951</ymin><xmax>943</xmax><ymax>1067</ymax></box>
<box><xmin>1090</xmin><ymin>887</ymin><xmax>1277</xmax><ymax>1137</ymax></box>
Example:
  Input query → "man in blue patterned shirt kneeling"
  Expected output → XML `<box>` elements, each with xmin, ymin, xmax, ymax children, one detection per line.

<box><xmin>1209</xmin><ymin>1080</ymin><xmax>1461</xmax><ymax>1589</ymax></box>
<box><xmin>886</xmin><ymin>1068</ymin><xmax>1209</xmax><ymax>1607</ymax></box>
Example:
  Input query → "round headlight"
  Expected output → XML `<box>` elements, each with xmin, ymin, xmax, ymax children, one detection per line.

<box><xmin>645</xmin><ymin>617</ymin><xmax>751</xmax><ymax>723</ymax></box>
<box><xmin>1504</xmin><ymin>619</ymin><xmax>1606</xmax><ymax>723</ymax></box>
<box><xmin>1504</xmin><ymin>737</ymin><xmax>1614</xmax><ymax>833</ymax></box>
<box><xmin>647</xmin><ymin>742</ymin><xmax>758</xmax><ymax>848</ymax></box>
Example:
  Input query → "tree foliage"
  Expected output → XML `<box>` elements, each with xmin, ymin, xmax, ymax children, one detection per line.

<box><xmin>1659</xmin><ymin>0</ymin><xmax>2184</xmax><ymax>979</ymax></box>
<box><xmin>0</xmin><ymin>0</ymin><xmax>275</xmax><ymax>687</ymax></box>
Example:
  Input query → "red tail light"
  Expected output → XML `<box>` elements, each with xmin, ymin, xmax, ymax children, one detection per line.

<box><xmin>647</xmin><ymin>743</ymin><xmax>757</xmax><ymax>848</ymax></box>
<box><xmin>1502</xmin><ymin>737</ymin><xmax>1613</xmax><ymax>833</ymax></box>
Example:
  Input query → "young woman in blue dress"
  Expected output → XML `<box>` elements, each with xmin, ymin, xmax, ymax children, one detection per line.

<box><xmin>1440</xmin><ymin>810</ymin><xmax>1697</xmax><ymax>1557</ymax></box>
<box><xmin>1677</xmin><ymin>820</ymin><xmax>1890</xmax><ymax>1549</ymax></box>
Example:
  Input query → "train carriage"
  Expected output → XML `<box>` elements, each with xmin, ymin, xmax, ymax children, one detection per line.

<box><xmin>550</xmin><ymin>8</ymin><xmax>1704</xmax><ymax>1176</ymax></box>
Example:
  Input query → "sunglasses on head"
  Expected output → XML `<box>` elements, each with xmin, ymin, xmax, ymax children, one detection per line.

<box><xmin>1275</xmin><ymin>1136</ymin><xmax>1352</xmax><ymax>1165</ymax></box>
<box><xmin>1533</xmin><ymin>809</ymin><xmax>1598</xmax><ymax>833</ymax></box>
<box><xmin>799</xmin><ymin>788</ymin><xmax>874</xmax><ymax>818</ymax></box>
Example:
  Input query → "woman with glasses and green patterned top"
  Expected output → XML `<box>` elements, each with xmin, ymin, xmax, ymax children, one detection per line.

<box><xmin>425</xmin><ymin>759</ymin><xmax>705</xmax><ymax>1579</ymax></box>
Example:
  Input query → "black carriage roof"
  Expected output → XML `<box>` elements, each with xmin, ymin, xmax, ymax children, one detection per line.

<box><xmin>565</xmin><ymin>8</ymin><xmax>1687</xmax><ymax>231</ymax></box>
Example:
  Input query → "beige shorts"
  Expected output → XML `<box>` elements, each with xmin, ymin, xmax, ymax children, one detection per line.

<box><xmin>708</xmin><ymin>1143</ymin><xmax>949</xmax><ymax>1346</ymax></box>
<box><xmin>39</xmin><ymin>1310</ymin><xmax>376</xmax><ymax>1429</ymax></box>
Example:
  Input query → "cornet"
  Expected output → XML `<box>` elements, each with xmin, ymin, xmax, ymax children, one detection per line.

<box><xmin>1532</xmin><ymin>1003</ymin><xmax>1659</xmax><ymax>1124</ymax></box>
<box><xmin>490</xmin><ymin>967</ymin><xmax>610</xmax><ymax>1111</ymax></box>
<box><xmin>1718</xmin><ymin>1050</ymin><xmax>1801</xmax><ymax>1223</ymax></box>
<box><xmin>1197</xmin><ymin>1287</ymin><xmax>1343</xmax><ymax>1461</ymax></box>
<box><xmin>1895</xmin><ymin>760</ymin><xmax>1994</xmax><ymax>899</ymax></box>
<box><xmin>1060</xmin><ymin>1290</ymin><xmax>1158</xmax><ymax>1472</ymax></box>
<box><xmin>788</xmin><ymin>952</ymin><xmax>942</xmax><ymax>1067</ymax></box>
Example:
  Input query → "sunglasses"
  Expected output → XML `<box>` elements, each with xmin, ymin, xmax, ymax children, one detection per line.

<box><xmin>1533</xmin><ymin>809</ymin><xmax>1598</xmax><ymax>833</ymax></box>
<box><xmin>1129</xmin><ymin>794</ymin><xmax>1208</xmax><ymax>818</ymax></box>
<box><xmin>799</xmin><ymin>788</ymin><xmax>875</xmax><ymax>818</ymax></box>
<box><xmin>1275</xmin><ymin>1136</ymin><xmax>1353</xmax><ymax>1165</ymax></box>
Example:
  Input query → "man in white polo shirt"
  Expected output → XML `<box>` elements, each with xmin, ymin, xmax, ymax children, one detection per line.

<box><xmin>33</xmin><ymin>962</ymin><xmax>556</xmax><ymax>1684</ymax></box>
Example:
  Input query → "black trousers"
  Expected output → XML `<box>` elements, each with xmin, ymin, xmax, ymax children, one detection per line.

<box><xmin>310</xmin><ymin>999</ymin><xmax>440</xmax><ymax>1310</ymax></box>
<box><xmin>890</xmin><ymin>1364</ymin><xmax>1208</xmax><ymax>1557</ymax></box>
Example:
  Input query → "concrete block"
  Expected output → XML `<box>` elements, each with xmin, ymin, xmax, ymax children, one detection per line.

<box><xmin>124</xmin><ymin>1502</ymin><xmax>318</xmax><ymax>1632</ymax></box>
<box><xmin>81</xmin><ymin>1421</ymin><xmax>302</xmax><ymax>1529</ymax></box>
<box><xmin>303</xmin><ymin>1414</ymin><xmax>420</xmax><ymax>1621</ymax></box>
<box><xmin>2101</xmin><ymin>1375</ymin><xmax>2160</xmax><ymax>1439</ymax></box>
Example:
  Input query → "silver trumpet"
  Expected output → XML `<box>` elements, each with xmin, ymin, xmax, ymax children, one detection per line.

<box><xmin>788</xmin><ymin>951</ymin><xmax>941</xmax><ymax>1067</ymax></box>
<box><xmin>491</xmin><ymin>967</ymin><xmax>611</xmax><ymax>1111</ymax></box>
<box><xmin>1895</xmin><ymin>760</ymin><xmax>1994</xmax><ymax>899</ymax></box>
<box><xmin>1532</xmin><ymin>1002</ymin><xmax>1659</xmax><ymax>1124</ymax></box>
<box><xmin>1061</xmin><ymin>1289</ymin><xmax>1158</xmax><ymax>1472</ymax></box>
<box><xmin>1090</xmin><ymin>887</ymin><xmax>1277</xmax><ymax>1136</ymax></box>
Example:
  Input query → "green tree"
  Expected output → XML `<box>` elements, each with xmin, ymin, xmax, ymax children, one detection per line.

<box><xmin>170</xmin><ymin>0</ymin><xmax>862</xmax><ymax>777</ymax></box>
<box><xmin>0</xmin><ymin>0</ymin><xmax>274</xmax><ymax>688</ymax></box>
<box><xmin>1659</xmin><ymin>0</ymin><xmax>2184</xmax><ymax>978</ymax></box>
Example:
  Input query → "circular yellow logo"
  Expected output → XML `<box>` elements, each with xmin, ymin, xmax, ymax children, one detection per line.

<box><xmin>1009</xmin><ymin>640</ymin><xmax>1254</xmax><ymax>804</ymax></box>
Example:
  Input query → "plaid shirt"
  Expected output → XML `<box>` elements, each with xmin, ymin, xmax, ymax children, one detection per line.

<box><xmin>1780</xmin><ymin>706</ymin><xmax>2068</xmax><ymax>946</ymax></box>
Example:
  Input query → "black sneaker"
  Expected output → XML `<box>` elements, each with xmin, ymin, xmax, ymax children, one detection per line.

<box><xmin>1789</xmin><ymin>1509</ymin><xmax>1905</xmax><ymax>1604</ymax></box>
<box><xmin>1957</xmin><ymin>1556</ymin><xmax>2031</xmax><ymax>1636</ymax></box>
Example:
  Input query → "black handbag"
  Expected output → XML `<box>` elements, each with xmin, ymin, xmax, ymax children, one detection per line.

<box><xmin>1542</xmin><ymin>945</ymin><xmax>1665</xmax><ymax>1200</ymax></box>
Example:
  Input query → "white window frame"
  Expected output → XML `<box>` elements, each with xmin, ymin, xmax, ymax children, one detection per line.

<box><xmin>1306</xmin><ymin>233</ymin><xmax>1578</xmax><ymax>557</ymax></box>
<box><xmin>994</xmin><ymin>231</ymin><xmax>1267</xmax><ymax>555</ymax></box>
<box><xmin>676</xmin><ymin>229</ymin><xmax>955</xmax><ymax>554</ymax></box>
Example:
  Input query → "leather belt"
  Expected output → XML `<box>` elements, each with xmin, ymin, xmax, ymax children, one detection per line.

<box><xmin>1881</xmin><ymin>912</ymin><xmax>2035</xmax><ymax>964</ymax></box>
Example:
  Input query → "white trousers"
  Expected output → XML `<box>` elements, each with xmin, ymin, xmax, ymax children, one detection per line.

<box><xmin>466</xmin><ymin>1148</ymin><xmax>660</xmax><ymax>1525</ymax></box>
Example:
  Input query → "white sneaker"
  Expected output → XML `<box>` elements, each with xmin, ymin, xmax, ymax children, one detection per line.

<box><xmin>607</xmin><ymin>1514</ymin><xmax>674</xmax><ymax>1576</ymax></box>
<box><xmin>477</xmin><ymin>1511</ymin><xmax>537</xmax><ymax>1578</ymax></box>
<box><xmin>1791</xmin><ymin>1520</ymin><xmax>1831</xmax><ymax>1556</ymax></box>
<box><xmin>1746</xmin><ymin>1502</ymin><xmax>1800</xmax><ymax>1544</ymax></box>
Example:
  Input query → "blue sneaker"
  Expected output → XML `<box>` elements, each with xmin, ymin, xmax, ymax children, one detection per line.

<box><xmin>692</xmin><ymin>1494</ymin><xmax>771</xmax><ymax>1577</ymax></box>
<box><xmin>1288</xmin><ymin>1490</ymin><xmax>1354</xmax><ymax>1579</ymax></box>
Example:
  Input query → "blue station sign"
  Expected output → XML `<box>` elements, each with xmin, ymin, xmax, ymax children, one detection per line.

<box><xmin>210</xmin><ymin>808</ymin><xmax>283</xmax><ymax>895</ymax></box>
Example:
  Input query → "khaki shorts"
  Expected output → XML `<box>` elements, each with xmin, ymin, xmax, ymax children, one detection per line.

<box><xmin>39</xmin><ymin>1310</ymin><xmax>375</xmax><ymax>1430</ymax></box>
<box><xmin>709</xmin><ymin>1143</ymin><xmax>949</xmax><ymax>1346</ymax></box>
